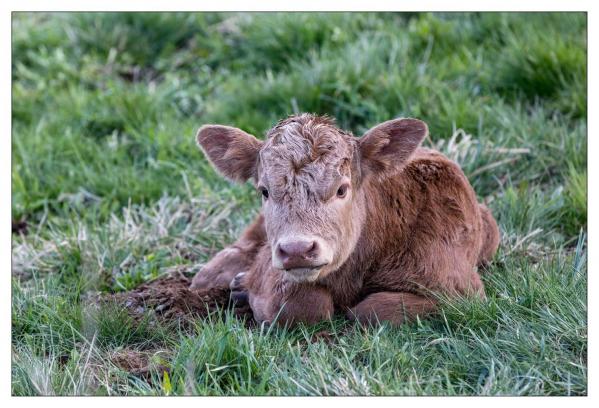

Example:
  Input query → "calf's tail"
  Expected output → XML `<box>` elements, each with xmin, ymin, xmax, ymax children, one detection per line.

<box><xmin>477</xmin><ymin>204</ymin><xmax>500</xmax><ymax>268</ymax></box>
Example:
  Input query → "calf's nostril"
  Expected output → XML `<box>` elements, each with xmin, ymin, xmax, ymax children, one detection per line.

<box><xmin>306</xmin><ymin>241</ymin><xmax>318</xmax><ymax>256</ymax></box>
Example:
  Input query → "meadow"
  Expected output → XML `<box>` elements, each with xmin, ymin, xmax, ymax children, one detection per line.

<box><xmin>11</xmin><ymin>12</ymin><xmax>587</xmax><ymax>395</ymax></box>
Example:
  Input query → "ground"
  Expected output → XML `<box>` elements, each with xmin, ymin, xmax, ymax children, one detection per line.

<box><xmin>11</xmin><ymin>12</ymin><xmax>587</xmax><ymax>395</ymax></box>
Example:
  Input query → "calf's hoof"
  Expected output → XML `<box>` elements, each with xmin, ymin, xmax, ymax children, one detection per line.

<box><xmin>229</xmin><ymin>272</ymin><xmax>249</xmax><ymax>306</ymax></box>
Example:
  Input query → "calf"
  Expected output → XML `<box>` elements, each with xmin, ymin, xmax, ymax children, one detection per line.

<box><xmin>191</xmin><ymin>114</ymin><xmax>499</xmax><ymax>326</ymax></box>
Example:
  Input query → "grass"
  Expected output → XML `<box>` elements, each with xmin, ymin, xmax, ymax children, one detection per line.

<box><xmin>11</xmin><ymin>12</ymin><xmax>587</xmax><ymax>395</ymax></box>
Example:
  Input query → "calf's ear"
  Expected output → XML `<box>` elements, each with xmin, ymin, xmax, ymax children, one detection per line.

<box><xmin>196</xmin><ymin>125</ymin><xmax>263</xmax><ymax>182</ymax></box>
<box><xmin>358</xmin><ymin>118</ymin><xmax>428</xmax><ymax>176</ymax></box>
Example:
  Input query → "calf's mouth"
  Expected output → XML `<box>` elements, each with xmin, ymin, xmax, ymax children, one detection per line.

<box><xmin>283</xmin><ymin>264</ymin><xmax>328</xmax><ymax>283</ymax></box>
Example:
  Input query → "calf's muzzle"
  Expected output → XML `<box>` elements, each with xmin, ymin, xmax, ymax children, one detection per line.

<box><xmin>275</xmin><ymin>239</ymin><xmax>321</xmax><ymax>270</ymax></box>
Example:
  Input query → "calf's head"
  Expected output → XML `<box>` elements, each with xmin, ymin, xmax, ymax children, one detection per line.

<box><xmin>197</xmin><ymin>114</ymin><xmax>427</xmax><ymax>282</ymax></box>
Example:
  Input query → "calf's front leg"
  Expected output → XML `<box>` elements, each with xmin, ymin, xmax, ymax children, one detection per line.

<box><xmin>249</xmin><ymin>283</ymin><xmax>335</xmax><ymax>327</ymax></box>
<box><xmin>347</xmin><ymin>292</ymin><xmax>436</xmax><ymax>326</ymax></box>
<box><xmin>275</xmin><ymin>284</ymin><xmax>335</xmax><ymax>326</ymax></box>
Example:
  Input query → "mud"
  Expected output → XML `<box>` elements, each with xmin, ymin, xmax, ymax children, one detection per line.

<box><xmin>105</xmin><ymin>271</ymin><xmax>253</xmax><ymax>325</ymax></box>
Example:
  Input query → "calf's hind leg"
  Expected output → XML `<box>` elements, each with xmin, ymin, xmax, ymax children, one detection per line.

<box><xmin>190</xmin><ymin>214</ymin><xmax>265</xmax><ymax>290</ymax></box>
<box><xmin>347</xmin><ymin>292</ymin><xmax>436</xmax><ymax>326</ymax></box>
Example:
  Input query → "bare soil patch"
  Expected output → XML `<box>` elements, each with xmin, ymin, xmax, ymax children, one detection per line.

<box><xmin>105</xmin><ymin>271</ymin><xmax>253</xmax><ymax>326</ymax></box>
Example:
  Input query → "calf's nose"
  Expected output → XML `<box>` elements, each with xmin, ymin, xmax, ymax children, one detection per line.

<box><xmin>276</xmin><ymin>240</ymin><xmax>319</xmax><ymax>269</ymax></box>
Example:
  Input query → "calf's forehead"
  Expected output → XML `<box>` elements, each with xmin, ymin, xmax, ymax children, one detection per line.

<box><xmin>259</xmin><ymin>115</ymin><xmax>355</xmax><ymax>179</ymax></box>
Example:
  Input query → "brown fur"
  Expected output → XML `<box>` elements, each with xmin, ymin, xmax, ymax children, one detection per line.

<box><xmin>192</xmin><ymin>114</ymin><xmax>500</xmax><ymax>327</ymax></box>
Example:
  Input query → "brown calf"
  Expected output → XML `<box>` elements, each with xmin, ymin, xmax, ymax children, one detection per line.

<box><xmin>191</xmin><ymin>114</ymin><xmax>500</xmax><ymax>326</ymax></box>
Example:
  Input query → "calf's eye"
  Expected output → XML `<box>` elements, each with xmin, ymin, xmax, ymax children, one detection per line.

<box><xmin>260</xmin><ymin>187</ymin><xmax>269</xmax><ymax>200</ymax></box>
<box><xmin>336</xmin><ymin>184</ymin><xmax>349</xmax><ymax>199</ymax></box>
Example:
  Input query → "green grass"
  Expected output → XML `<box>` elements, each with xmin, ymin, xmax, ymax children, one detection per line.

<box><xmin>11</xmin><ymin>12</ymin><xmax>587</xmax><ymax>395</ymax></box>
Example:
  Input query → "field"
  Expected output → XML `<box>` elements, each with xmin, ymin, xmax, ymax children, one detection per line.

<box><xmin>11</xmin><ymin>12</ymin><xmax>587</xmax><ymax>395</ymax></box>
